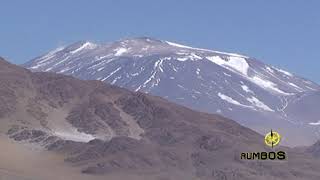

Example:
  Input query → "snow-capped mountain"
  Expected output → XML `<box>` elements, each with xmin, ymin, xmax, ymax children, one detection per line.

<box><xmin>24</xmin><ymin>37</ymin><xmax>320</xmax><ymax>146</ymax></box>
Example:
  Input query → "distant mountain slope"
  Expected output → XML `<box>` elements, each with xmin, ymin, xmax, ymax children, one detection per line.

<box><xmin>24</xmin><ymin>37</ymin><xmax>320</xmax><ymax>146</ymax></box>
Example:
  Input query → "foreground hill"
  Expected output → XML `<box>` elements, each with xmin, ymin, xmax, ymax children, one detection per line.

<box><xmin>0</xmin><ymin>57</ymin><xmax>319</xmax><ymax>180</ymax></box>
<box><xmin>24</xmin><ymin>37</ymin><xmax>320</xmax><ymax>146</ymax></box>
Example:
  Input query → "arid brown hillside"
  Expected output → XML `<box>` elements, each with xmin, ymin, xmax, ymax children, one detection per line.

<box><xmin>1</xmin><ymin>57</ymin><xmax>320</xmax><ymax>180</ymax></box>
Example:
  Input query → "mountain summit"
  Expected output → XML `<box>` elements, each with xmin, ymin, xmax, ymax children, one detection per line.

<box><xmin>24</xmin><ymin>37</ymin><xmax>320</xmax><ymax>146</ymax></box>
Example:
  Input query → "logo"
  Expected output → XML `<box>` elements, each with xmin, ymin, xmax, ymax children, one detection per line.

<box><xmin>264</xmin><ymin>130</ymin><xmax>281</xmax><ymax>148</ymax></box>
<box><xmin>240</xmin><ymin>129</ymin><xmax>287</xmax><ymax>161</ymax></box>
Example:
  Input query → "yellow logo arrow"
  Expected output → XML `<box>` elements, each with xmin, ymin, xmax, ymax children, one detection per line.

<box><xmin>264</xmin><ymin>130</ymin><xmax>281</xmax><ymax>148</ymax></box>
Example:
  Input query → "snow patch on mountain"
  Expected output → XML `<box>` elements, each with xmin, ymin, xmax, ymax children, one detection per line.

<box><xmin>114</xmin><ymin>47</ymin><xmax>128</xmax><ymax>56</ymax></box>
<box><xmin>276</xmin><ymin>68</ymin><xmax>293</xmax><ymax>77</ymax></box>
<box><xmin>196</xmin><ymin>68</ymin><xmax>201</xmax><ymax>75</ymax></box>
<box><xmin>166</xmin><ymin>41</ymin><xmax>248</xmax><ymax>58</ymax></box>
<box><xmin>176</xmin><ymin>53</ymin><xmax>202</xmax><ymax>61</ymax></box>
<box><xmin>227</xmin><ymin>57</ymin><xmax>250</xmax><ymax>75</ymax></box>
<box><xmin>54</xmin><ymin>130</ymin><xmax>95</xmax><ymax>142</ymax></box>
<box><xmin>223</xmin><ymin>72</ymin><xmax>232</xmax><ymax>77</ymax></box>
<box><xmin>70</xmin><ymin>42</ymin><xmax>97</xmax><ymax>54</ymax></box>
<box><xmin>218</xmin><ymin>93</ymin><xmax>252</xmax><ymax>109</ymax></box>
<box><xmin>190</xmin><ymin>53</ymin><xmax>202</xmax><ymax>60</ymax></box>
<box><xmin>265</xmin><ymin>66</ymin><xmax>274</xmax><ymax>73</ymax></box>
<box><xmin>166</xmin><ymin>41</ymin><xmax>194</xmax><ymax>49</ymax></box>
<box><xmin>288</xmin><ymin>83</ymin><xmax>303</xmax><ymax>91</ymax></box>
<box><xmin>177</xmin><ymin>84</ymin><xmax>187</xmax><ymax>90</ymax></box>
<box><xmin>102</xmin><ymin>67</ymin><xmax>122</xmax><ymax>81</ymax></box>
<box><xmin>241</xmin><ymin>85</ymin><xmax>254</xmax><ymax>94</ymax></box>
<box><xmin>30</xmin><ymin>47</ymin><xmax>65</xmax><ymax>69</ymax></box>
<box><xmin>247</xmin><ymin>96</ymin><xmax>274</xmax><ymax>112</ymax></box>
<box><xmin>205</xmin><ymin>56</ymin><xmax>295</xmax><ymax>95</ymax></box>
<box><xmin>154</xmin><ymin>58</ymin><xmax>164</xmax><ymax>72</ymax></box>
<box><xmin>206</xmin><ymin>56</ymin><xmax>249</xmax><ymax>75</ymax></box>
<box><xmin>250</xmin><ymin>76</ymin><xmax>292</xmax><ymax>95</ymax></box>
<box><xmin>309</xmin><ymin>120</ymin><xmax>320</xmax><ymax>126</ymax></box>
<box><xmin>135</xmin><ymin>62</ymin><xmax>162</xmax><ymax>92</ymax></box>
<box><xmin>38</xmin><ymin>47</ymin><xmax>65</xmax><ymax>62</ymax></box>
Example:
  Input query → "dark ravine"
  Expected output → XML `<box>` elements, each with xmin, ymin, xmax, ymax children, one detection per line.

<box><xmin>24</xmin><ymin>37</ymin><xmax>320</xmax><ymax>146</ymax></box>
<box><xmin>0</xmin><ymin>57</ymin><xmax>320</xmax><ymax>180</ymax></box>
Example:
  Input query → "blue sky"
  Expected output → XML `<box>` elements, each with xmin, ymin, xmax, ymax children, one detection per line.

<box><xmin>1</xmin><ymin>0</ymin><xmax>320</xmax><ymax>83</ymax></box>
